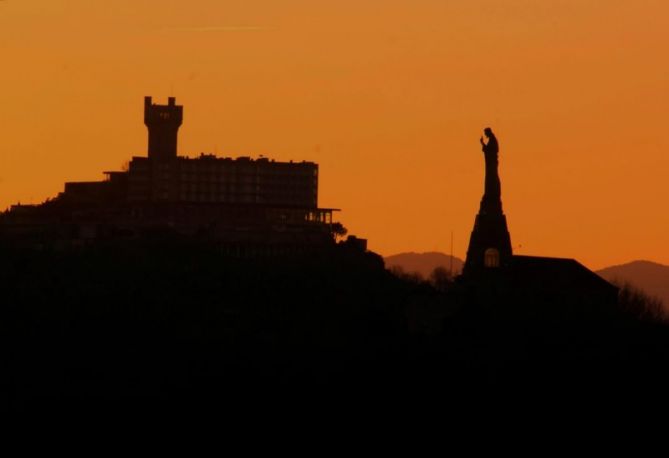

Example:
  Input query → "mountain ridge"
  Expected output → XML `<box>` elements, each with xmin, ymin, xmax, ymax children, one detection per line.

<box><xmin>384</xmin><ymin>251</ymin><xmax>464</xmax><ymax>279</ymax></box>
<box><xmin>596</xmin><ymin>260</ymin><xmax>669</xmax><ymax>308</ymax></box>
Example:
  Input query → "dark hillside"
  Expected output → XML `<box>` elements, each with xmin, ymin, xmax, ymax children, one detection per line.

<box><xmin>3</xmin><ymin>239</ymin><xmax>669</xmax><ymax>414</ymax></box>
<box><xmin>0</xmin><ymin>239</ymin><xmax>414</xmax><ymax>413</ymax></box>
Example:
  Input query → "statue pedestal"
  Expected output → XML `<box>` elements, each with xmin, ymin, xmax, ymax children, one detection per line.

<box><xmin>463</xmin><ymin>206</ymin><xmax>512</xmax><ymax>275</ymax></box>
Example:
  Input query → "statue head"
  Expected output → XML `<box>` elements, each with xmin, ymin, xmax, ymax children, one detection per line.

<box><xmin>484</xmin><ymin>127</ymin><xmax>494</xmax><ymax>138</ymax></box>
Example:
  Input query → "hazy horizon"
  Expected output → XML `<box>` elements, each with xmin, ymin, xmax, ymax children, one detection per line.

<box><xmin>382</xmin><ymin>250</ymin><xmax>669</xmax><ymax>273</ymax></box>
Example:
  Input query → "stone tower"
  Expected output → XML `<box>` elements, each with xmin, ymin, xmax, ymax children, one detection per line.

<box><xmin>463</xmin><ymin>128</ymin><xmax>513</xmax><ymax>275</ymax></box>
<box><xmin>144</xmin><ymin>96</ymin><xmax>183</xmax><ymax>160</ymax></box>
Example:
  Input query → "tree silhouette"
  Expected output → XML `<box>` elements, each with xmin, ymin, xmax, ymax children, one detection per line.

<box><xmin>331</xmin><ymin>222</ymin><xmax>348</xmax><ymax>241</ymax></box>
<box><xmin>616</xmin><ymin>281</ymin><xmax>667</xmax><ymax>323</ymax></box>
<box><xmin>429</xmin><ymin>266</ymin><xmax>452</xmax><ymax>292</ymax></box>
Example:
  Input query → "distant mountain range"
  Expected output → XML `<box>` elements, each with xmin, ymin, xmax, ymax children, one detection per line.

<box><xmin>384</xmin><ymin>253</ymin><xmax>669</xmax><ymax>308</ymax></box>
<box><xmin>384</xmin><ymin>252</ymin><xmax>464</xmax><ymax>279</ymax></box>
<box><xmin>596</xmin><ymin>260</ymin><xmax>669</xmax><ymax>307</ymax></box>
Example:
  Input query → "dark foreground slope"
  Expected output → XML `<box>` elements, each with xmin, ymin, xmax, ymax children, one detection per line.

<box><xmin>2</xmin><ymin>239</ymin><xmax>669</xmax><ymax>415</ymax></box>
<box><xmin>1</xmin><ymin>239</ymin><xmax>413</xmax><ymax>414</ymax></box>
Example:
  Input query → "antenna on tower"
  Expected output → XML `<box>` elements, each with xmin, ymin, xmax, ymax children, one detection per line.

<box><xmin>450</xmin><ymin>230</ymin><xmax>454</xmax><ymax>278</ymax></box>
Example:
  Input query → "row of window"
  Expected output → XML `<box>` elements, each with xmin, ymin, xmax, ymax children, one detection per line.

<box><xmin>129</xmin><ymin>174</ymin><xmax>316</xmax><ymax>183</ymax></box>
<box><xmin>131</xmin><ymin>163</ymin><xmax>316</xmax><ymax>176</ymax></box>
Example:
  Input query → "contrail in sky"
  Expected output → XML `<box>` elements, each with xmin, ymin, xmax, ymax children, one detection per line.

<box><xmin>168</xmin><ymin>26</ymin><xmax>269</xmax><ymax>32</ymax></box>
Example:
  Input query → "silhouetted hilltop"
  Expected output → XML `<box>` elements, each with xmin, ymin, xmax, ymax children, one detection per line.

<box><xmin>384</xmin><ymin>251</ymin><xmax>463</xmax><ymax>278</ymax></box>
<box><xmin>7</xmin><ymin>101</ymin><xmax>669</xmax><ymax>413</ymax></box>
<box><xmin>597</xmin><ymin>260</ymin><xmax>669</xmax><ymax>309</ymax></box>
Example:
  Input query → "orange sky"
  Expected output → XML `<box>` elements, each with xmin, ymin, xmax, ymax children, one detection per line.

<box><xmin>1</xmin><ymin>0</ymin><xmax>668</xmax><ymax>269</ymax></box>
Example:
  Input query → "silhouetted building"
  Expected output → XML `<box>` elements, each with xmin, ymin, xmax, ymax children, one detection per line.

<box><xmin>462</xmin><ymin>129</ymin><xmax>618</xmax><ymax>317</ymax></box>
<box><xmin>0</xmin><ymin>97</ymin><xmax>340</xmax><ymax>250</ymax></box>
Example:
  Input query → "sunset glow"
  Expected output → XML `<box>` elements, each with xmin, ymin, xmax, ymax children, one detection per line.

<box><xmin>2</xmin><ymin>0</ymin><xmax>668</xmax><ymax>269</ymax></box>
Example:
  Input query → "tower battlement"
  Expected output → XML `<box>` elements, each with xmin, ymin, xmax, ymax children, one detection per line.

<box><xmin>144</xmin><ymin>96</ymin><xmax>183</xmax><ymax>160</ymax></box>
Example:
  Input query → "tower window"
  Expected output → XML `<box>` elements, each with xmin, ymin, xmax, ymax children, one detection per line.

<box><xmin>484</xmin><ymin>248</ymin><xmax>500</xmax><ymax>268</ymax></box>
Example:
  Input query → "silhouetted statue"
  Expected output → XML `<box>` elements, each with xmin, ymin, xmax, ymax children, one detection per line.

<box><xmin>479</xmin><ymin>127</ymin><xmax>501</xmax><ymax>213</ymax></box>
<box><xmin>463</xmin><ymin>127</ymin><xmax>512</xmax><ymax>274</ymax></box>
